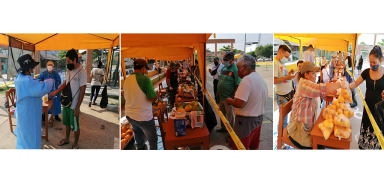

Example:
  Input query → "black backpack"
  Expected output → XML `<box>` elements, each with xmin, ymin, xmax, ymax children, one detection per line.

<box><xmin>61</xmin><ymin>70</ymin><xmax>82</xmax><ymax>108</ymax></box>
<box><xmin>100</xmin><ymin>84</ymin><xmax>108</xmax><ymax>108</ymax></box>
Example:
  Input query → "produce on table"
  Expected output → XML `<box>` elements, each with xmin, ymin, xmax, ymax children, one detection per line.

<box><xmin>334</xmin><ymin>126</ymin><xmax>352</xmax><ymax>139</ymax></box>
<box><xmin>177</xmin><ymin>107</ymin><xmax>186</xmax><ymax>113</ymax></box>
<box><xmin>319</xmin><ymin>88</ymin><xmax>353</xmax><ymax>140</ymax></box>
<box><xmin>184</xmin><ymin>104</ymin><xmax>192</xmax><ymax>112</ymax></box>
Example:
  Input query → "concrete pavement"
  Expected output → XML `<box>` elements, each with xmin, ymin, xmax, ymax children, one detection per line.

<box><xmin>0</xmin><ymin>94</ymin><xmax>119</xmax><ymax>149</ymax></box>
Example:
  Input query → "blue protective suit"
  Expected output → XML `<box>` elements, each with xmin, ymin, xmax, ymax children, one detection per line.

<box><xmin>37</xmin><ymin>71</ymin><xmax>61</xmax><ymax>116</ymax></box>
<box><xmin>14</xmin><ymin>73</ymin><xmax>54</xmax><ymax>149</ymax></box>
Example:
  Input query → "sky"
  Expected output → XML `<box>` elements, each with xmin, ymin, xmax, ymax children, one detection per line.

<box><xmin>206</xmin><ymin>33</ymin><xmax>273</xmax><ymax>52</ymax></box>
<box><xmin>358</xmin><ymin>33</ymin><xmax>384</xmax><ymax>45</ymax></box>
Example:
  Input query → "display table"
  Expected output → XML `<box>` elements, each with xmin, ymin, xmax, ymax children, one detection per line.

<box><xmin>41</xmin><ymin>99</ymin><xmax>54</xmax><ymax>142</ymax></box>
<box><xmin>175</xmin><ymin>94</ymin><xmax>198</xmax><ymax>102</ymax></box>
<box><xmin>311</xmin><ymin>108</ymin><xmax>352</xmax><ymax>149</ymax></box>
<box><xmin>162</xmin><ymin>116</ymin><xmax>210</xmax><ymax>150</ymax></box>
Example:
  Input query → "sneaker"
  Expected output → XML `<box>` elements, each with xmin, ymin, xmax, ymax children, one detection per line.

<box><xmin>282</xmin><ymin>144</ymin><xmax>287</xmax><ymax>149</ymax></box>
<box><xmin>137</xmin><ymin>144</ymin><xmax>148</xmax><ymax>150</ymax></box>
<box><xmin>55</xmin><ymin>115</ymin><xmax>61</xmax><ymax>122</ymax></box>
<box><xmin>89</xmin><ymin>102</ymin><xmax>91</xmax><ymax>107</ymax></box>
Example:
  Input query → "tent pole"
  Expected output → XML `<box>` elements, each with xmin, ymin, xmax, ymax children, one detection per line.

<box><xmin>105</xmin><ymin>47</ymin><xmax>113</xmax><ymax>83</ymax></box>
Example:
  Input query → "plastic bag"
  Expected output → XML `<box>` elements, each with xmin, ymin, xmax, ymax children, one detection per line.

<box><xmin>334</xmin><ymin>126</ymin><xmax>351</xmax><ymax>139</ymax></box>
<box><xmin>318</xmin><ymin>119</ymin><xmax>334</xmax><ymax>140</ymax></box>
<box><xmin>334</xmin><ymin>114</ymin><xmax>350</xmax><ymax>128</ymax></box>
<box><xmin>323</xmin><ymin>107</ymin><xmax>337</xmax><ymax>120</ymax></box>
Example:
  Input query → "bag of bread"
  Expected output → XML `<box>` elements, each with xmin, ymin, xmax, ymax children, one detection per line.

<box><xmin>334</xmin><ymin>126</ymin><xmax>351</xmax><ymax>139</ymax></box>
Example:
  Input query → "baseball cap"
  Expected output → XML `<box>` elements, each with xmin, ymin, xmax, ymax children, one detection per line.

<box><xmin>223</xmin><ymin>51</ymin><xmax>235</xmax><ymax>60</ymax></box>
<box><xmin>134</xmin><ymin>59</ymin><xmax>151</xmax><ymax>70</ymax></box>
<box><xmin>321</xmin><ymin>60</ymin><xmax>328</xmax><ymax>66</ymax></box>
<box><xmin>300</xmin><ymin>61</ymin><xmax>320</xmax><ymax>73</ymax></box>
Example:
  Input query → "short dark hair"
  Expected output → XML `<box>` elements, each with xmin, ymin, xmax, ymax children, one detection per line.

<box><xmin>297</xmin><ymin>60</ymin><xmax>304</xmax><ymax>66</ymax></box>
<box><xmin>213</xmin><ymin>57</ymin><xmax>219</xmax><ymax>61</ymax></box>
<box><xmin>308</xmin><ymin>44</ymin><xmax>313</xmax><ymax>48</ymax></box>
<box><xmin>98</xmin><ymin>61</ymin><xmax>103</xmax><ymax>68</ymax></box>
<box><xmin>66</xmin><ymin>49</ymin><xmax>79</xmax><ymax>63</ymax></box>
<box><xmin>278</xmin><ymin>45</ymin><xmax>291</xmax><ymax>53</ymax></box>
<box><xmin>370</xmin><ymin>45</ymin><xmax>383</xmax><ymax>59</ymax></box>
<box><xmin>195</xmin><ymin>60</ymin><xmax>198</xmax><ymax>64</ymax></box>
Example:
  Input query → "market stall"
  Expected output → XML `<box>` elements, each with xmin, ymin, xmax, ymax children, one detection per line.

<box><xmin>275</xmin><ymin>33</ymin><xmax>384</xmax><ymax>149</ymax></box>
<box><xmin>120</xmin><ymin>33</ymin><xmax>245</xmax><ymax>149</ymax></box>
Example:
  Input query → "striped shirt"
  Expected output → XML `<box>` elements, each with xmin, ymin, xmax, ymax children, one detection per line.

<box><xmin>290</xmin><ymin>78</ymin><xmax>326</xmax><ymax>125</ymax></box>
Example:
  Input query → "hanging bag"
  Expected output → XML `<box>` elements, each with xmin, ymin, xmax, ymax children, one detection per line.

<box><xmin>61</xmin><ymin>70</ymin><xmax>82</xmax><ymax>108</ymax></box>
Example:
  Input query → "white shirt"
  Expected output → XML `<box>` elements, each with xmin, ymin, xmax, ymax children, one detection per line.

<box><xmin>211</xmin><ymin>63</ymin><xmax>224</xmax><ymax>80</ymax></box>
<box><xmin>153</xmin><ymin>64</ymin><xmax>156</xmax><ymax>70</ymax></box>
<box><xmin>234</xmin><ymin>72</ymin><xmax>268</xmax><ymax>117</ymax></box>
<box><xmin>91</xmin><ymin>68</ymin><xmax>104</xmax><ymax>86</ymax></box>
<box><xmin>274</xmin><ymin>58</ymin><xmax>292</xmax><ymax>95</ymax></box>
<box><xmin>65</xmin><ymin>66</ymin><xmax>87</xmax><ymax>110</ymax></box>
<box><xmin>322</xmin><ymin>68</ymin><xmax>330</xmax><ymax>83</ymax></box>
<box><xmin>303</xmin><ymin>50</ymin><xmax>315</xmax><ymax>63</ymax></box>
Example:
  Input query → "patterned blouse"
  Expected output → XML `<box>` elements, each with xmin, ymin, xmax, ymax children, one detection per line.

<box><xmin>290</xmin><ymin>78</ymin><xmax>326</xmax><ymax>125</ymax></box>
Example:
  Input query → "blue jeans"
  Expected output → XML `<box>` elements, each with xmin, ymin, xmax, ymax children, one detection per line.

<box><xmin>127</xmin><ymin>116</ymin><xmax>158</xmax><ymax>150</ymax></box>
<box><xmin>275</xmin><ymin>93</ymin><xmax>290</xmax><ymax>129</ymax></box>
<box><xmin>90</xmin><ymin>85</ymin><xmax>101</xmax><ymax>102</ymax></box>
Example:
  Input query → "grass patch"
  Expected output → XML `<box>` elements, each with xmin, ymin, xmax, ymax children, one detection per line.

<box><xmin>0</xmin><ymin>86</ymin><xmax>12</xmax><ymax>95</ymax></box>
<box><xmin>110</xmin><ymin>96</ymin><xmax>119</xmax><ymax>100</ymax></box>
<box><xmin>110</xmin><ymin>102</ymin><xmax>119</xmax><ymax>105</ymax></box>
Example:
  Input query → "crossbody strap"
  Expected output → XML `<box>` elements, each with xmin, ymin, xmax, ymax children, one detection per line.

<box><xmin>68</xmin><ymin>69</ymin><xmax>83</xmax><ymax>99</ymax></box>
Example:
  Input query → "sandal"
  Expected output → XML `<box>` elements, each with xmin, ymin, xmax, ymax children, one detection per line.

<box><xmin>71</xmin><ymin>145</ymin><xmax>79</xmax><ymax>149</ymax></box>
<box><xmin>58</xmin><ymin>139</ymin><xmax>69</xmax><ymax>146</ymax></box>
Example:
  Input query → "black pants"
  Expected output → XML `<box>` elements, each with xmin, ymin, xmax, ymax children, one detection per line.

<box><xmin>213</xmin><ymin>79</ymin><xmax>219</xmax><ymax>104</ymax></box>
<box><xmin>90</xmin><ymin>85</ymin><xmax>101</xmax><ymax>102</ymax></box>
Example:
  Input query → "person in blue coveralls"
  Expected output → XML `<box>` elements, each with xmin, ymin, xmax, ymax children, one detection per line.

<box><xmin>37</xmin><ymin>61</ymin><xmax>62</xmax><ymax>121</ymax></box>
<box><xmin>14</xmin><ymin>54</ymin><xmax>54</xmax><ymax>149</ymax></box>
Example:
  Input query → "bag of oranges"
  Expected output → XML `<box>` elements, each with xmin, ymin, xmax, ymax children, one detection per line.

<box><xmin>334</xmin><ymin>114</ymin><xmax>350</xmax><ymax>128</ymax></box>
<box><xmin>334</xmin><ymin>126</ymin><xmax>352</xmax><ymax>139</ymax></box>
<box><xmin>318</xmin><ymin>119</ymin><xmax>334</xmax><ymax>140</ymax></box>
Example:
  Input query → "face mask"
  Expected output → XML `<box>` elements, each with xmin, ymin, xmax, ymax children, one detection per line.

<box><xmin>47</xmin><ymin>66</ymin><xmax>53</xmax><ymax>72</ymax></box>
<box><xmin>223</xmin><ymin>61</ymin><xmax>231</xmax><ymax>67</ymax></box>
<box><xmin>214</xmin><ymin>61</ymin><xmax>219</xmax><ymax>66</ymax></box>
<box><xmin>371</xmin><ymin>64</ymin><xmax>380</xmax><ymax>71</ymax></box>
<box><xmin>67</xmin><ymin>63</ymin><xmax>75</xmax><ymax>70</ymax></box>
<box><xmin>281</xmin><ymin>57</ymin><xmax>288</xmax><ymax>64</ymax></box>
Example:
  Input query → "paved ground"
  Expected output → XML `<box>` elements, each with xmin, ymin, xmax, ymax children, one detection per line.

<box><xmin>0</xmin><ymin>93</ymin><xmax>120</xmax><ymax>149</ymax></box>
<box><xmin>273</xmin><ymin>59</ymin><xmax>375</xmax><ymax>150</ymax></box>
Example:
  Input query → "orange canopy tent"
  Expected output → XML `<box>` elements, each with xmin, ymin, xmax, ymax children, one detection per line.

<box><xmin>0</xmin><ymin>33</ymin><xmax>119</xmax><ymax>80</ymax></box>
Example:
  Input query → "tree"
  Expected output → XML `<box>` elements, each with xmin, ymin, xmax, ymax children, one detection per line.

<box><xmin>360</xmin><ymin>41</ymin><xmax>366</xmax><ymax>45</ymax></box>
<box><xmin>219</xmin><ymin>45</ymin><xmax>242</xmax><ymax>54</ymax></box>
<box><xmin>206</xmin><ymin>48</ymin><xmax>211</xmax><ymax>52</ymax></box>
<box><xmin>377</xmin><ymin>39</ymin><xmax>384</xmax><ymax>46</ymax></box>
<box><xmin>259</xmin><ymin>44</ymin><xmax>273</xmax><ymax>58</ymax></box>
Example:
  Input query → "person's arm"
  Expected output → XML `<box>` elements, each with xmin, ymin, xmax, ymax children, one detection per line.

<box><xmin>324</xmin><ymin>83</ymin><xmax>342</xmax><ymax>95</ymax></box>
<box><xmin>50</xmin><ymin>80</ymin><xmax>66</xmax><ymax>97</ymax></box>
<box><xmin>29</xmin><ymin>78</ymin><xmax>54</xmax><ymax>97</ymax></box>
<box><xmin>349</xmin><ymin>75</ymin><xmax>364</xmax><ymax>89</ymax></box>
<box><xmin>37</xmin><ymin>72</ymin><xmax>44</xmax><ymax>82</ymax></box>
<box><xmin>226</xmin><ymin>98</ymin><xmax>246</xmax><ymax>108</ymax></box>
<box><xmin>74</xmin><ymin>85</ymin><xmax>86</xmax><ymax>117</ymax></box>
<box><xmin>232</xmin><ymin>86</ymin><xmax>238</xmax><ymax>98</ymax></box>
<box><xmin>148</xmin><ymin>92</ymin><xmax>160</xmax><ymax>102</ymax></box>
<box><xmin>100</xmin><ymin>75</ymin><xmax>104</xmax><ymax>84</ymax></box>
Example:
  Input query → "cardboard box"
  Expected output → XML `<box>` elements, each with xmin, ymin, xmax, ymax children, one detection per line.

<box><xmin>174</xmin><ymin>119</ymin><xmax>186</xmax><ymax>137</ymax></box>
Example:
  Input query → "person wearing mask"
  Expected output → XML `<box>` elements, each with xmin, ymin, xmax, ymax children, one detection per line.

<box><xmin>287</xmin><ymin>61</ymin><xmax>348</xmax><ymax>149</ymax></box>
<box><xmin>209</xmin><ymin>57</ymin><xmax>224</xmax><ymax>104</ymax></box>
<box><xmin>183</xmin><ymin>60</ymin><xmax>188</xmax><ymax>69</ymax></box>
<box><xmin>356</xmin><ymin>54</ymin><xmax>364</xmax><ymax>75</ymax></box>
<box><xmin>292</xmin><ymin>60</ymin><xmax>303</xmax><ymax>92</ymax></box>
<box><xmin>321</xmin><ymin>60</ymin><xmax>330</xmax><ymax>83</ymax></box>
<box><xmin>216</xmin><ymin>51</ymin><xmax>242</xmax><ymax>133</ymax></box>
<box><xmin>166</xmin><ymin>62</ymin><xmax>179</xmax><ymax>108</ymax></box>
<box><xmin>37</xmin><ymin>61</ymin><xmax>62</xmax><ymax>121</ymax></box>
<box><xmin>123</xmin><ymin>59</ymin><xmax>160</xmax><ymax>150</ymax></box>
<box><xmin>274</xmin><ymin>45</ymin><xmax>295</xmax><ymax>130</ymax></box>
<box><xmin>349</xmin><ymin>46</ymin><xmax>384</xmax><ymax>149</ymax></box>
<box><xmin>77</xmin><ymin>53</ymin><xmax>84</xmax><ymax>68</ymax></box>
<box><xmin>50</xmin><ymin>49</ymin><xmax>87</xmax><ymax>149</ymax></box>
<box><xmin>303</xmin><ymin>44</ymin><xmax>315</xmax><ymax>64</ymax></box>
<box><xmin>226</xmin><ymin>54</ymin><xmax>267</xmax><ymax>150</ymax></box>
<box><xmin>14</xmin><ymin>54</ymin><xmax>54</xmax><ymax>149</ymax></box>
<box><xmin>89</xmin><ymin>61</ymin><xmax>104</xmax><ymax>107</ymax></box>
